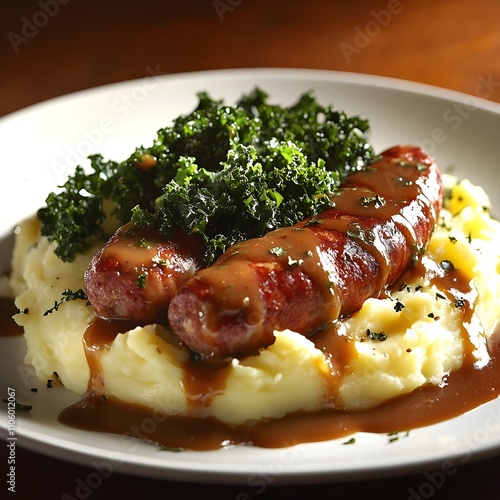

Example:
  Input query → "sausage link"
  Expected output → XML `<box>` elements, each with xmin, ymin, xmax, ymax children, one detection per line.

<box><xmin>84</xmin><ymin>222</ymin><xmax>205</xmax><ymax>324</ymax></box>
<box><xmin>167</xmin><ymin>145</ymin><xmax>444</xmax><ymax>359</ymax></box>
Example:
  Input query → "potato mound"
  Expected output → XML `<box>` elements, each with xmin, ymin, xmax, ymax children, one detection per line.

<box><xmin>11</xmin><ymin>176</ymin><xmax>500</xmax><ymax>426</ymax></box>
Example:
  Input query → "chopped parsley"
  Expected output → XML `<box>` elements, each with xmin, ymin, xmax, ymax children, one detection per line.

<box><xmin>269</xmin><ymin>246</ymin><xmax>286</xmax><ymax>257</ymax></box>
<box><xmin>44</xmin><ymin>288</ymin><xmax>89</xmax><ymax>316</ymax></box>
<box><xmin>304</xmin><ymin>218</ymin><xmax>322</xmax><ymax>227</ymax></box>
<box><xmin>136</xmin><ymin>274</ymin><xmax>147</xmax><ymax>289</ymax></box>
<box><xmin>346</xmin><ymin>222</ymin><xmax>375</xmax><ymax>244</ymax></box>
<box><xmin>287</xmin><ymin>256</ymin><xmax>304</xmax><ymax>267</ymax></box>
<box><xmin>366</xmin><ymin>329</ymin><xmax>387</xmax><ymax>341</ymax></box>
<box><xmin>38</xmin><ymin>89</ymin><xmax>375</xmax><ymax>263</ymax></box>
<box><xmin>359</xmin><ymin>193</ymin><xmax>386</xmax><ymax>208</ymax></box>
<box><xmin>387</xmin><ymin>431</ymin><xmax>410</xmax><ymax>443</ymax></box>
<box><xmin>394</xmin><ymin>300</ymin><xmax>405</xmax><ymax>312</ymax></box>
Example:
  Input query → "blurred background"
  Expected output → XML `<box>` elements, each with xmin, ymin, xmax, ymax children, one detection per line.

<box><xmin>1</xmin><ymin>0</ymin><xmax>500</xmax><ymax>117</ymax></box>
<box><xmin>1</xmin><ymin>0</ymin><xmax>500</xmax><ymax>498</ymax></box>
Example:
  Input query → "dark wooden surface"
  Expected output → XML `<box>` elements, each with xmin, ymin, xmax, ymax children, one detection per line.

<box><xmin>2</xmin><ymin>0</ymin><xmax>500</xmax><ymax>498</ymax></box>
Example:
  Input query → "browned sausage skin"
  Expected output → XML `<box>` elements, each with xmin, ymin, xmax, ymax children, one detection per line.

<box><xmin>84</xmin><ymin>222</ymin><xmax>205</xmax><ymax>324</ymax></box>
<box><xmin>167</xmin><ymin>145</ymin><xmax>444</xmax><ymax>359</ymax></box>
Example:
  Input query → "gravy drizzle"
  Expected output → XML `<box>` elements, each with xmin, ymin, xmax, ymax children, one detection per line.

<box><xmin>58</xmin><ymin>256</ymin><xmax>500</xmax><ymax>451</ymax></box>
<box><xmin>57</xmin><ymin>157</ymin><xmax>500</xmax><ymax>450</ymax></box>
<box><xmin>59</xmin><ymin>327</ymin><xmax>500</xmax><ymax>450</ymax></box>
<box><xmin>0</xmin><ymin>151</ymin><xmax>487</xmax><ymax>450</ymax></box>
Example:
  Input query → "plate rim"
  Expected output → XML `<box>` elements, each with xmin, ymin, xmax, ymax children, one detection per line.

<box><xmin>2</xmin><ymin>67</ymin><xmax>500</xmax><ymax>123</ymax></box>
<box><xmin>2</xmin><ymin>67</ymin><xmax>500</xmax><ymax>484</ymax></box>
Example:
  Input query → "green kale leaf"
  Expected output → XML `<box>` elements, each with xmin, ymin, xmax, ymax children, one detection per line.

<box><xmin>38</xmin><ymin>88</ymin><xmax>375</xmax><ymax>263</ymax></box>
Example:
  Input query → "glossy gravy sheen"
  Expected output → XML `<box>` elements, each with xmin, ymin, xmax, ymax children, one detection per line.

<box><xmin>59</xmin><ymin>324</ymin><xmax>500</xmax><ymax>450</ymax></box>
<box><xmin>8</xmin><ymin>148</ymin><xmax>499</xmax><ymax>450</ymax></box>
<box><xmin>65</xmin><ymin>245</ymin><xmax>500</xmax><ymax>450</ymax></box>
<box><xmin>58</xmin><ymin>152</ymin><xmax>500</xmax><ymax>450</ymax></box>
<box><xmin>167</xmin><ymin>148</ymin><xmax>443</xmax><ymax>361</ymax></box>
<box><xmin>4</xmin><ymin>291</ymin><xmax>500</xmax><ymax>450</ymax></box>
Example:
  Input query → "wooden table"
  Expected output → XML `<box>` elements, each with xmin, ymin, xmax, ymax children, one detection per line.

<box><xmin>2</xmin><ymin>0</ymin><xmax>500</xmax><ymax>498</ymax></box>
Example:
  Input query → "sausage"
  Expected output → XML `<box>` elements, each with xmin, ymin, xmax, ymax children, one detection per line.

<box><xmin>167</xmin><ymin>145</ymin><xmax>444</xmax><ymax>359</ymax></box>
<box><xmin>84</xmin><ymin>222</ymin><xmax>205</xmax><ymax>324</ymax></box>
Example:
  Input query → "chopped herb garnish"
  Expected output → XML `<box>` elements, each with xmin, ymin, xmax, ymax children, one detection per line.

<box><xmin>269</xmin><ymin>246</ymin><xmax>286</xmax><ymax>257</ymax></box>
<box><xmin>394</xmin><ymin>300</ymin><xmax>405</xmax><ymax>312</ymax></box>
<box><xmin>304</xmin><ymin>218</ymin><xmax>323</xmax><ymax>227</ymax></box>
<box><xmin>287</xmin><ymin>256</ymin><xmax>304</xmax><ymax>267</ymax></box>
<box><xmin>138</xmin><ymin>238</ymin><xmax>154</xmax><ymax>249</ymax></box>
<box><xmin>387</xmin><ymin>431</ymin><xmax>410</xmax><ymax>443</ymax></box>
<box><xmin>136</xmin><ymin>274</ymin><xmax>147</xmax><ymax>288</ymax></box>
<box><xmin>359</xmin><ymin>194</ymin><xmax>386</xmax><ymax>208</ymax></box>
<box><xmin>152</xmin><ymin>255</ymin><xmax>168</xmax><ymax>266</ymax></box>
<box><xmin>343</xmin><ymin>437</ymin><xmax>356</xmax><ymax>445</ymax></box>
<box><xmin>366</xmin><ymin>329</ymin><xmax>387</xmax><ymax>341</ymax></box>
<box><xmin>44</xmin><ymin>288</ymin><xmax>89</xmax><ymax>316</ymax></box>
<box><xmin>347</xmin><ymin>222</ymin><xmax>375</xmax><ymax>244</ymax></box>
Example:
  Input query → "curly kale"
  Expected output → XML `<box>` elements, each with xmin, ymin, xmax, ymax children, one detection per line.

<box><xmin>133</xmin><ymin>141</ymin><xmax>341</xmax><ymax>263</ymax></box>
<box><xmin>38</xmin><ymin>88</ymin><xmax>375</xmax><ymax>263</ymax></box>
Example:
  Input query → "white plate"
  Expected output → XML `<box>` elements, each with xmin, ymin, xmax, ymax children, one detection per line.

<box><xmin>2</xmin><ymin>68</ymin><xmax>500</xmax><ymax>485</ymax></box>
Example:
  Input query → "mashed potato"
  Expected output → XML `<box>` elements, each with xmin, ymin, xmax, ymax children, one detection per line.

<box><xmin>11</xmin><ymin>175</ymin><xmax>500</xmax><ymax>426</ymax></box>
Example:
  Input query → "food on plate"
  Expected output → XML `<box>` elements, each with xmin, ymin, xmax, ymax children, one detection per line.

<box><xmin>36</xmin><ymin>89</ymin><xmax>374</xmax><ymax>264</ymax></box>
<box><xmin>85</xmin><ymin>223</ymin><xmax>205</xmax><ymax>323</ymax></box>
<box><xmin>168</xmin><ymin>145</ymin><xmax>442</xmax><ymax>359</ymax></box>
<box><xmin>8</xmin><ymin>90</ymin><xmax>500</xmax><ymax>450</ymax></box>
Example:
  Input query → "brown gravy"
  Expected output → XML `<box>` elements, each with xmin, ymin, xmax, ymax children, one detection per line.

<box><xmin>10</xmin><ymin>149</ymin><xmax>500</xmax><ymax>450</ymax></box>
<box><xmin>0</xmin><ymin>297</ymin><xmax>24</xmax><ymax>337</ymax></box>
<box><xmin>2</xmin><ymin>292</ymin><xmax>497</xmax><ymax>450</ymax></box>
<box><xmin>59</xmin><ymin>260</ymin><xmax>500</xmax><ymax>451</ymax></box>
<box><xmin>58</xmin><ymin>332</ymin><xmax>500</xmax><ymax>450</ymax></box>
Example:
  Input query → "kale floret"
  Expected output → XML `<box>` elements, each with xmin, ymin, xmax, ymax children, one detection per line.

<box><xmin>133</xmin><ymin>140</ymin><xmax>340</xmax><ymax>263</ymax></box>
<box><xmin>38</xmin><ymin>88</ymin><xmax>375</xmax><ymax>263</ymax></box>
